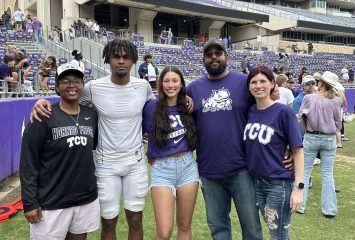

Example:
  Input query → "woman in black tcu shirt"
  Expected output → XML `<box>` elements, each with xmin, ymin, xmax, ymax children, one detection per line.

<box><xmin>20</xmin><ymin>63</ymin><xmax>99</xmax><ymax>240</ymax></box>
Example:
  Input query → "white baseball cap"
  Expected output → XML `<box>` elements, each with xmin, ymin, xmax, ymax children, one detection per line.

<box><xmin>56</xmin><ymin>63</ymin><xmax>84</xmax><ymax>83</ymax></box>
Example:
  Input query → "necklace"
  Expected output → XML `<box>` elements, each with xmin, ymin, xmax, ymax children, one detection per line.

<box><xmin>59</xmin><ymin>102</ymin><xmax>80</xmax><ymax>127</ymax></box>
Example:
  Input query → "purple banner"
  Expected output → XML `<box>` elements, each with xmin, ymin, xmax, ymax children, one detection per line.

<box><xmin>0</xmin><ymin>97</ymin><xmax>60</xmax><ymax>181</ymax></box>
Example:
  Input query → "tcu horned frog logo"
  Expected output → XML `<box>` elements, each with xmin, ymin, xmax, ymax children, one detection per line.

<box><xmin>202</xmin><ymin>87</ymin><xmax>232</xmax><ymax>113</ymax></box>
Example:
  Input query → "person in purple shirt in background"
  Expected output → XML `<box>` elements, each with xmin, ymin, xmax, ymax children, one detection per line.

<box><xmin>32</xmin><ymin>17</ymin><xmax>42</xmax><ymax>43</ymax></box>
<box><xmin>244</xmin><ymin>65</ymin><xmax>304</xmax><ymax>239</ymax></box>
<box><xmin>143</xmin><ymin>66</ymin><xmax>199</xmax><ymax>240</ymax></box>
<box><xmin>0</xmin><ymin>55</ymin><xmax>16</xmax><ymax>96</ymax></box>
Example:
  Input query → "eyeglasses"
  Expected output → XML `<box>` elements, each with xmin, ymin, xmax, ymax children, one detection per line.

<box><xmin>304</xmin><ymin>81</ymin><xmax>316</xmax><ymax>87</ymax></box>
<box><xmin>59</xmin><ymin>79</ymin><xmax>83</xmax><ymax>86</ymax></box>
<box><xmin>204</xmin><ymin>50</ymin><xmax>224</xmax><ymax>58</ymax></box>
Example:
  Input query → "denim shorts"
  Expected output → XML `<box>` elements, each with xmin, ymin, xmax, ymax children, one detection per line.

<box><xmin>150</xmin><ymin>151</ymin><xmax>201</xmax><ymax>197</ymax></box>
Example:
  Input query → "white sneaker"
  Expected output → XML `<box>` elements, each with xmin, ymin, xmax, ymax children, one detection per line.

<box><xmin>313</xmin><ymin>158</ymin><xmax>321</xmax><ymax>165</ymax></box>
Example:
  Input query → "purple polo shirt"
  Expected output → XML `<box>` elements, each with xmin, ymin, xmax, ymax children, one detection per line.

<box><xmin>0</xmin><ymin>63</ymin><xmax>12</xmax><ymax>78</ymax></box>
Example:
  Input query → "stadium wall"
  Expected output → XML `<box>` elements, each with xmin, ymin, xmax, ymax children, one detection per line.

<box><xmin>279</xmin><ymin>40</ymin><xmax>355</xmax><ymax>54</ymax></box>
<box><xmin>0</xmin><ymin>97</ymin><xmax>59</xmax><ymax>182</ymax></box>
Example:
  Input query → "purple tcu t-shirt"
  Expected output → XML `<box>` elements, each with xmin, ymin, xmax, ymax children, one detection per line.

<box><xmin>142</xmin><ymin>99</ymin><xmax>192</xmax><ymax>159</ymax></box>
<box><xmin>187</xmin><ymin>71</ymin><xmax>253</xmax><ymax>178</ymax></box>
<box><xmin>244</xmin><ymin>103</ymin><xmax>303</xmax><ymax>182</ymax></box>
<box><xmin>0</xmin><ymin>63</ymin><xmax>12</xmax><ymax>79</ymax></box>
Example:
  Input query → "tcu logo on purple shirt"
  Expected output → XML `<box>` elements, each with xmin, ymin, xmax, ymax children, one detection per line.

<box><xmin>243</xmin><ymin>123</ymin><xmax>275</xmax><ymax>145</ymax></box>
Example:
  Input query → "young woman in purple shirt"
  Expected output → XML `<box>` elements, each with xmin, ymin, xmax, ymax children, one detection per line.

<box><xmin>244</xmin><ymin>65</ymin><xmax>304</xmax><ymax>239</ymax></box>
<box><xmin>143</xmin><ymin>66</ymin><xmax>200</xmax><ymax>239</ymax></box>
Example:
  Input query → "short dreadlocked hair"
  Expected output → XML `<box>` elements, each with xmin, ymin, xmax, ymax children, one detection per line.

<box><xmin>102</xmin><ymin>38</ymin><xmax>138</xmax><ymax>64</ymax></box>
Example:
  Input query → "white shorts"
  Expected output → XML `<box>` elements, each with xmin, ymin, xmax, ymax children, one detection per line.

<box><xmin>30</xmin><ymin>198</ymin><xmax>100</xmax><ymax>240</ymax></box>
<box><xmin>95</xmin><ymin>154</ymin><xmax>148</xmax><ymax>219</ymax></box>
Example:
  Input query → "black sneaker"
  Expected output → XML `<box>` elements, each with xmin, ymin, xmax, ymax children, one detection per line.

<box><xmin>309</xmin><ymin>177</ymin><xmax>313</xmax><ymax>189</ymax></box>
<box><xmin>324</xmin><ymin>215</ymin><xmax>335</xmax><ymax>219</ymax></box>
<box><xmin>335</xmin><ymin>187</ymin><xmax>340</xmax><ymax>193</ymax></box>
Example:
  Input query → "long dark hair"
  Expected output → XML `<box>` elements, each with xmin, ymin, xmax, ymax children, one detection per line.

<box><xmin>152</xmin><ymin>66</ymin><xmax>198</xmax><ymax>148</ymax></box>
<box><xmin>247</xmin><ymin>65</ymin><xmax>276</xmax><ymax>94</ymax></box>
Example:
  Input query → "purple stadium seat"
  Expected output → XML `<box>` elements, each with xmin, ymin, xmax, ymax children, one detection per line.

<box><xmin>58</xmin><ymin>58</ymin><xmax>67</xmax><ymax>65</ymax></box>
<box><xmin>47</xmin><ymin>76</ymin><xmax>56</xmax><ymax>89</ymax></box>
<box><xmin>84</xmin><ymin>68</ymin><xmax>92</xmax><ymax>76</ymax></box>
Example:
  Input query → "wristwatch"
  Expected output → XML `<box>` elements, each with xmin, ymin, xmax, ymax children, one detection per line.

<box><xmin>294</xmin><ymin>182</ymin><xmax>304</xmax><ymax>189</ymax></box>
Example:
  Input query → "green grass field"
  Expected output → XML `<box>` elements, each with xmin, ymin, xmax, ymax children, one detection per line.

<box><xmin>1</xmin><ymin>121</ymin><xmax>355</xmax><ymax>239</ymax></box>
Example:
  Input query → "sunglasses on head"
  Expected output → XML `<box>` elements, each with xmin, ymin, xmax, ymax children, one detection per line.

<box><xmin>204</xmin><ymin>49</ymin><xmax>224</xmax><ymax>58</ymax></box>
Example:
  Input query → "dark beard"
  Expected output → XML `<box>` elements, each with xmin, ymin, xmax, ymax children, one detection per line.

<box><xmin>114</xmin><ymin>71</ymin><xmax>128</xmax><ymax>78</ymax></box>
<box><xmin>204</xmin><ymin>62</ymin><xmax>227</xmax><ymax>76</ymax></box>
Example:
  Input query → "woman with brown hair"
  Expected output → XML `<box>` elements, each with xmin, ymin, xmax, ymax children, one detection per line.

<box><xmin>143</xmin><ymin>66</ymin><xmax>200</xmax><ymax>240</ymax></box>
<box><xmin>38</xmin><ymin>56</ymin><xmax>57</xmax><ymax>95</ymax></box>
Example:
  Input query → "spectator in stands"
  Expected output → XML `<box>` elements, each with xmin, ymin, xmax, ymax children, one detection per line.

<box><xmin>298</xmin><ymin>71</ymin><xmax>342</xmax><ymax>219</ymax></box>
<box><xmin>246</xmin><ymin>56</ymin><xmax>254</xmax><ymax>72</ymax></box>
<box><xmin>33</xmin><ymin>17</ymin><xmax>42</xmax><ymax>43</ymax></box>
<box><xmin>245</xmin><ymin>65</ymin><xmax>303</xmax><ymax>240</ymax></box>
<box><xmin>12</xmin><ymin>8</ymin><xmax>23</xmax><ymax>32</ymax></box>
<box><xmin>348</xmin><ymin>63</ymin><xmax>354</xmax><ymax>84</ymax></box>
<box><xmin>159</xmin><ymin>29</ymin><xmax>167</xmax><ymax>44</ymax></box>
<box><xmin>341</xmin><ymin>64</ymin><xmax>349</xmax><ymax>84</ymax></box>
<box><xmin>167</xmin><ymin>28</ymin><xmax>173</xmax><ymax>45</ymax></box>
<box><xmin>187</xmin><ymin>39</ymin><xmax>264</xmax><ymax>240</ymax></box>
<box><xmin>12</xmin><ymin>48</ymin><xmax>31</xmax><ymax>90</ymax></box>
<box><xmin>279</xmin><ymin>66</ymin><xmax>285</xmax><ymax>74</ymax></box>
<box><xmin>276</xmin><ymin>74</ymin><xmax>294</xmax><ymax>107</ymax></box>
<box><xmin>6</xmin><ymin>45</ymin><xmax>17</xmax><ymax>57</ymax></box>
<box><xmin>0</xmin><ymin>55</ymin><xmax>17</xmax><ymax>96</ymax></box>
<box><xmin>92</xmin><ymin>21</ymin><xmax>100</xmax><ymax>42</ymax></box>
<box><xmin>84</xmin><ymin>18</ymin><xmax>94</xmax><ymax>39</ymax></box>
<box><xmin>243</xmin><ymin>40</ymin><xmax>252</xmax><ymax>49</ymax></box>
<box><xmin>20</xmin><ymin>63</ymin><xmax>100</xmax><ymax>239</ymax></box>
<box><xmin>292</xmin><ymin>75</ymin><xmax>316</xmax><ymax>114</ymax></box>
<box><xmin>38</xmin><ymin>56</ymin><xmax>57</xmax><ymax>95</ymax></box>
<box><xmin>2</xmin><ymin>11</ymin><xmax>11</xmax><ymax>29</ymax></box>
<box><xmin>70</xmin><ymin>49</ymin><xmax>85</xmax><ymax>71</ymax></box>
<box><xmin>68</xmin><ymin>28</ymin><xmax>75</xmax><ymax>40</ymax></box>
<box><xmin>270</xmin><ymin>85</ymin><xmax>280</xmax><ymax>101</ymax></box>
<box><xmin>222</xmin><ymin>36</ymin><xmax>228</xmax><ymax>47</ymax></box>
<box><xmin>199</xmin><ymin>34</ymin><xmax>206</xmax><ymax>46</ymax></box>
<box><xmin>292</xmin><ymin>44</ymin><xmax>299</xmax><ymax>53</ymax></box>
<box><xmin>241</xmin><ymin>55</ymin><xmax>248</xmax><ymax>74</ymax></box>
<box><xmin>308</xmin><ymin>41</ymin><xmax>313</xmax><ymax>54</ymax></box>
<box><xmin>142</xmin><ymin>66</ymin><xmax>199</xmax><ymax>240</ymax></box>
<box><xmin>25</xmin><ymin>18</ymin><xmax>34</xmax><ymax>39</ymax></box>
<box><xmin>298</xmin><ymin>67</ymin><xmax>308</xmax><ymax>84</ymax></box>
<box><xmin>138</xmin><ymin>53</ymin><xmax>159</xmax><ymax>90</ymax></box>
<box><xmin>285</xmin><ymin>67</ymin><xmax>295</xmax><ymax>82</ymax></box>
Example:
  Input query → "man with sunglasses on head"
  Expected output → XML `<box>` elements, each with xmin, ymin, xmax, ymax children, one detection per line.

<box><xmin>187</xmin><ymin>40</ymin><xmax>263</xmax><ymax>240</ymax></box>
<box><xmin>292</xmin><ymin>75</ymin><xmax>316</xmax><ymax>115</ymax></box>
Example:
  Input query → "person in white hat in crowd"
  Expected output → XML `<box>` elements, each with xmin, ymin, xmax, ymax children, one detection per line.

<box><xmin>20</xmin><ymin>63</ymin><xmax>100</xmax><ymax>239</ymax></box>
<box><xmin>292</xmin><ymin>75</ymin><xmax>316</xmax><ymax>115</ymax></box>
<box><xmin>70</xmin><ymin>49</ymin><xmax>85</xmax><ymax>72</ymax></box>
<box><xmin>297</xmin><ymin>71</ymin><xmax>343</xmax><ymax>218</ymax></box>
